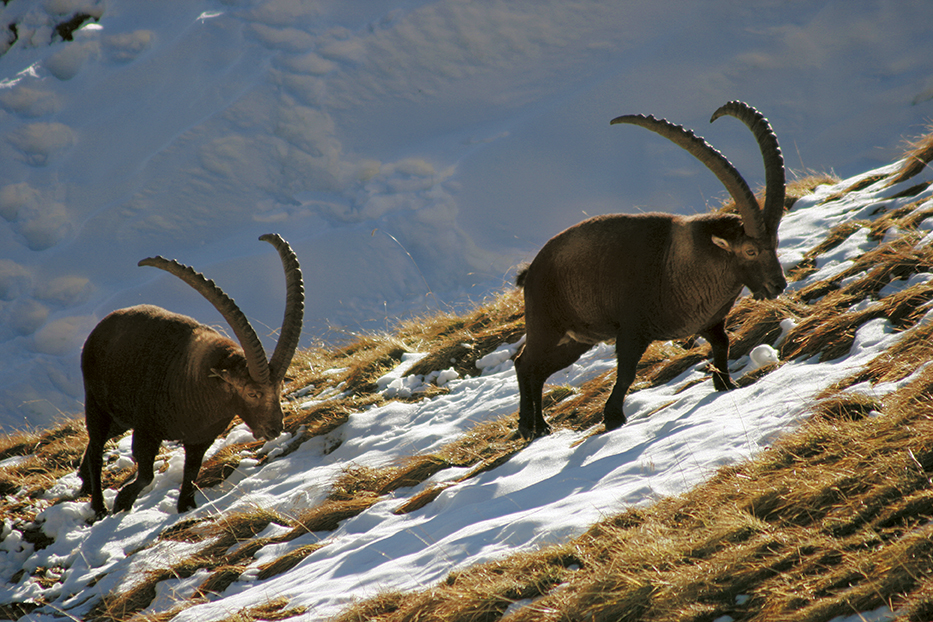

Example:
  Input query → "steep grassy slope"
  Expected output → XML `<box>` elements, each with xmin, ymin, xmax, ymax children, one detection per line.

<box><xmin>0</xmin><ymin>130</ymin><xmax>931</xmax><ymax>622</ymax></box>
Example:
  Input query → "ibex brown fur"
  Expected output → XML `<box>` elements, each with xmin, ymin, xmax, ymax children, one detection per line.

<box><xmin>78</xmin><ymin>234</ymin><xmax>304</xmax><ymax>517</ymax></box>
<box><xmin>514</xmin><ymin>101</ymin><xmax>787</xmax><ymax>439</ymax></box>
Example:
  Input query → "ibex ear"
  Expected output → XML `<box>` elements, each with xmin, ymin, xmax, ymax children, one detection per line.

<box><xmin>711</xmin><ymin>235</ymin><xmax>732</xmax><ymax>252</ymax></box>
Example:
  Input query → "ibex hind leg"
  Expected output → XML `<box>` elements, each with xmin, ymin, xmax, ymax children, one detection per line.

<box><xmin>515</xmin><ymin>338</ymin><xmax>591</xmax><ymax>439</ymax></box>
<box><xmin>113</xmin><ymin>432</ymin><xmax>162</xmax><ymax>513</ymax></box>
<box><xmin>604</xmin><ymin>334</ymin><xmax>650</xmax><ymax>431</ymax></box>
<box><xmin>79</xmin><ymin>398</ymin><xmax>123</xmax><ymax>519</ymax></box>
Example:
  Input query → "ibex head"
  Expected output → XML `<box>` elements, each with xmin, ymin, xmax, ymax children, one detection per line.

<box><xmin>138</xmin><ymin>233</ymin><xmax>304</xmax><ymax>440</ymax></box>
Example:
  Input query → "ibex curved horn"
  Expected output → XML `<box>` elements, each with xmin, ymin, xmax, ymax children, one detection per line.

<box><xmin>710</xmin><ymin>100</ymin><xmax>786</xmax><ymax>240</ymax></box>
<box><xmin>138</xmin><ymin>234</ymin><xmax>305</xmax><ymax>385</ymax></box>
<box><xmin>260</xmin><ymin>233</ymin><xmax>305</xmax><ymax>384</ymax></box>
<box><xmin>138</xmin><ymin>256</ymin><xmax>271</xmax><ymax>384</ymax></box>
<box><xmin>610</xmin><ymin>112</ymin><xmax>763</xmax><ymax>239</ymax></box>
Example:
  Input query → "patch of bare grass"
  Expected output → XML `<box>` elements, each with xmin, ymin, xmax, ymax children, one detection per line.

<box><xmin>256</xmin><ymin>543</ymin><xmax>324</xmax><ymax>581</ymax></box>
<box><xmin>212</xmin><ymin>596</ymin><xmax>306</xmax><ymax>622</ymax></box>
<box><xmin>406</xmin><ymin>290</ymin><xmax>526</xmax><ymax>378</ymax></box>
<box><xmin>824</xmin><ymin>320</ymin><xmax>933</xmax><ymax>395</ymax></box>
<box><xmin>726</xmin><ymin>296</ymin><xmax>806</xmax><ymax>358</ymax></box>
<box><xmin>0</xmin><ymin>419</ymin><xmax>87</xmax><ymax>501</ymax></box>
<box><xmin>783</xmin><ymin>278</ymin><xmax>933</xmax><ymax>363</ymax></box>
<box><xmin>888</xmin><ymin>126</ymin><xmax>933</xmax><ymax>185</ymax></box>
<box><xmin>868</xmin><ymin>197</ymin><xmax>933</xmax><ymax>241</ymax></box>
<box><xmin>282</xmin><ymin>496</ymin><xmax>380</xmax><ymax>541</ymax></box>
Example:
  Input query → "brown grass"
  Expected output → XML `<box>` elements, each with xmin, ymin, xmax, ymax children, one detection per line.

<box><xmin>823</xmin><ymin>320</ymin><xmax>933</xmax><ymax>396</ymax></box>
<box><xmin>282</xmin><ymin>289</ymin><xmax>525</xmax><ymax>401</ymax></box>
<box><xmin>212</xmin><ymin>596</ymin><xmax>307</xmax><ymax>622</ymax></box>
<box><xmin>0</xmin><ymin>419</ymin><xmax>87</xmax><ymax>501</ymax></box>
<box><xmin>256</xmin><ymin>543</ymin><xmax>324</xmax><ymax>581</ymax></box>
<box><xmin>405</xmin><ymin>290</ymin><xmax>526</xmax><ymax>379</ymax></box>
<box><xmin>282</xmin><ymin>496</ymin><xmax>380</xmax><ymax>541</ymax></box>
<box><xmin>83</xmin><ymin>507</ymin><xmax>296</xmax><ymax>620</ymax></box>
<box><xmin>888</xmin><ymin>126</ymin><xmax>933</xmax><ymax>185</ymax></box>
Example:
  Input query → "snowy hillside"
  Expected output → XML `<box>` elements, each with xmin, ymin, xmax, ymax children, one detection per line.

<box><xmin>0</xmin><ymin>150</ymin><xmax>931</xmax><ymax>620</ymax></box>
<box><xmin>2</xmin><ymin>0</ymin><xmax>933</xmax><ymax>430</ymax></box>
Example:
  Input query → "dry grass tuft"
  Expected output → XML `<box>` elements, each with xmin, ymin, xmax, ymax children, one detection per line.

<box><xmin>286</xmin><ymin>289</ymin><xmax>524</xmax><ymax>400</ymax></box>
<box><xmin>88</xmin><ymin>554</ymin><xmax>212</xmax><ymax>622</ymax></box>
<box><xmin>329</xmin><ymin>591</ymin><xmax>407</xmax><ymax>622</ymax></box>
<box><xmin>393</xmin><ymin>484</ymin><xmax>449</xmax><ymax>515</ymax></box>
<box><xmin>404</xmin><ymin>290</ymin><xmax>526</xmax><ymax>380</ymax></box>
<box><xmin>786</xmin><ymin>172</ymin><xmax>841</xmax><ymax>202</ymax></box>
<box><xmin>341</xmin><ymin>337</ymin><xmax>412</xmax><ymax>395</ymax></box>
<box><xmin>783</xmin><ymin>278</ymin><xmax>933</xmax><ymax>363</ymax></box>
<box><xmin>888</xmin><ymin>126</ymin><xmax>933</xmax><ymax>185</ymax></box>
<box><xmin>336</xmin><ymin>546</ymin><xmax>579</xmax><ymax>622</ymax></box>
<box><xmin>726</xmin><ymin>296</ymin><xmax>806</xmax><ymax>358</ymax></box>
<box><xmin>213</xmin><ymin>596</ymin><xmax>306</xmax><ymax>622</ymax></box>
<box><xmin>256</xmin><ymin>544</ymin><xmax>325</xmax><ymax>581</ymax></box>
<box><xmin>326</xmin><ymin>455</ymin><xmax>454</xmax><ymax>500</ymax></box>
<box><xmin>196</xmin><ymin>444</ymin><xmax>245</xmax><ymax>490</ymax></box>
<box><xmin>0</xmin><ymin>419</ymin><xmax>87</xmax><ymax>501</ymax></box>
<box><xmin>868</xmin><ymin>197</ymin><xmax>933</xmax><ymax>241</ymax></box>
<box><xmin>283</xmin><ymin>496</ymin><xmax>380</xmax><ymax>541</ymax></box>
<box><xmin>811</xmin><ymin>392</ymin><xmax>882</xmax><ymax>422</ymax></box>
<box><xmin>194</xmin><ymin>564</ymin><xmax>249</xmax><ymax>599</ymax></box>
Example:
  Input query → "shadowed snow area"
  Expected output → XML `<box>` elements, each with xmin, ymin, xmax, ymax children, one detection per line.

<box><xmin>1</xmin><ymin>0</ymin><xmax>932</xmax><ymax>432</ymax></box>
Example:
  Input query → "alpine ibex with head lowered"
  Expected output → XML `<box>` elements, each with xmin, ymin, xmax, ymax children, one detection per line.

<box><xmin>514</xmin><ymin>101</ymin><xmax>787</xmax><ymax>439</ymax></box>
<box><xmin>78</xmin><ymin>234</ymin><xmax>304</xmax><ymax>517</ymax></box>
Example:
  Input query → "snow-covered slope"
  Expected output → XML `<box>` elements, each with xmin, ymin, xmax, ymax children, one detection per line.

<box><xmin>1</xmin><ymin>0</ymin><xmax>933</xmax><ymax>430</ymax></box>
<box><xmin>2</xmin><ymin>158</ymin><xmax>931</xmax><ymax>621</ymax></box>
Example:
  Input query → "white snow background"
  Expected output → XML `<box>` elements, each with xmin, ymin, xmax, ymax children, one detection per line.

<box><xmin>2</xmin><ymin>157</ymin><xmax>933</xmax><ymax>621</ymax></box>
<box><xmin>1</xmin><ymin>0</ymin><xmax>933</xmax><ymax>430</ymax></box>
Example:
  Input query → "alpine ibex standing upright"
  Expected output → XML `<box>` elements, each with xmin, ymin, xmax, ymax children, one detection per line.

<box><xmin>78</xmin><ymin>234</ymin><xmax>304</xmax><ymax>517</ymax></box>
<box><xmin>514</xmin><ymin>101</ymin><xmax>787</xmax><ymax>439</ymax></box>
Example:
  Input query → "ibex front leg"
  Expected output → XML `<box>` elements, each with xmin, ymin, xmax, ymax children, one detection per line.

<box><xmin>603</xmin><ymin>333</ymin><xmax>649</xmax><ymax>431</ymax></box>
<box><xmin>701</xmin><ymin>321</ymin><xmax>737</xmax><ymax>391</ymax></box>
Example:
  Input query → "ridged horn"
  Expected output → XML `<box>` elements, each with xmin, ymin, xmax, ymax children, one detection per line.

<box><xmin>610</xmin><ymin>111</ymin><xmax>764</xmax><ymax>239</ymax></box>
<box><xmin>710</xmin><ymin>100</ymin><xmax>785</xmax><ymax>239</ymax></box>
<box><xmin>138</xmin><ymin>255</ymin><xmax>271</xmax><ymax>385</ymax></box>
<box><xmin>259</xmin><ymin>233</ymin><xmax>305</xmax><ymax>384</ymax></box>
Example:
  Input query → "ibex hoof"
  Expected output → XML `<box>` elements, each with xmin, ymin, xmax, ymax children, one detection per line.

<box><xmin>517</xmin><ymin>423</ymin><xmax>551</xmax><ymax>440</ymax></box>
<box><xmin>712</xmin><ymin>371</ymin><xmax>737</xmax><ymax>391</ymax></box>
<box><xmin>603</xmin><ymin>403</ymin><xmax>627</xmax><ymax>431</ymax></box>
